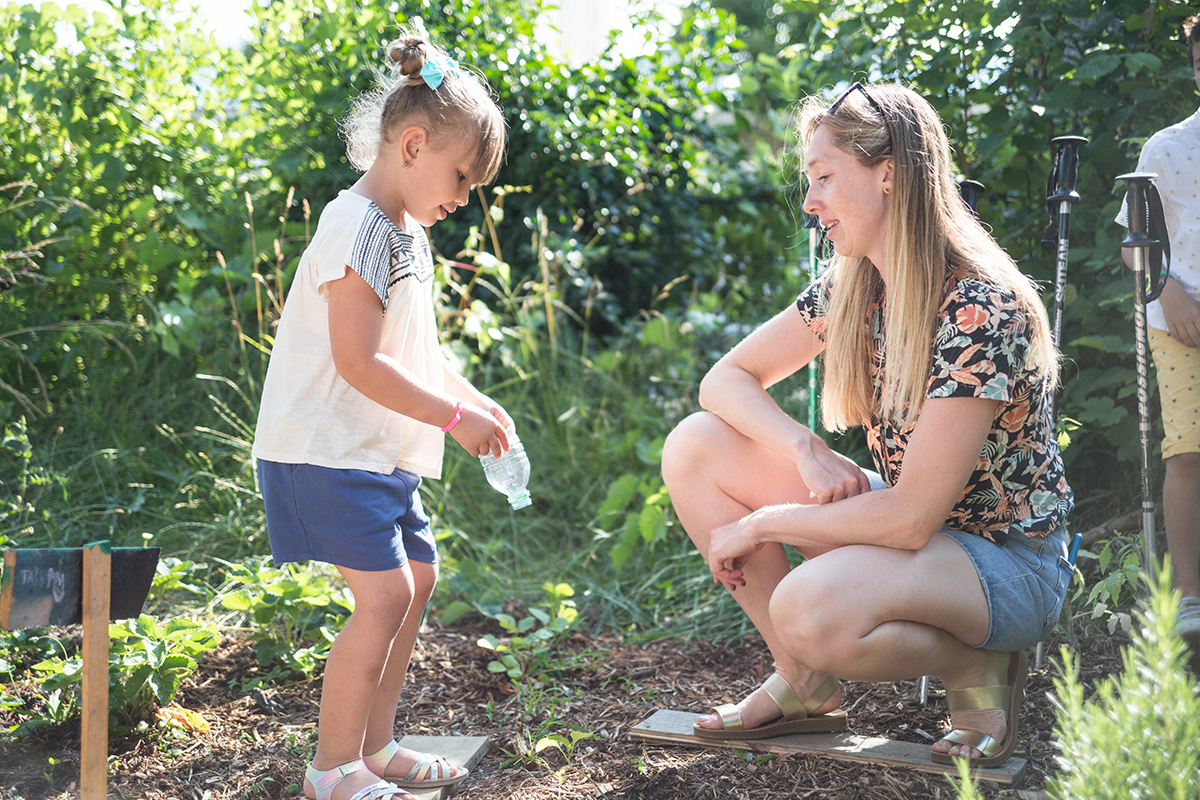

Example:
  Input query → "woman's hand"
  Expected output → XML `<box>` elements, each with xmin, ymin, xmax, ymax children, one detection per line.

<box><xmin>707</xmin><ymin>511</ymin><xmax>769</xmax><ymax>591</ymax></box>
<box><xmin>794</xmin><ymin>434</ymin><xmax>871</xmax><ymax>504</ymax></box>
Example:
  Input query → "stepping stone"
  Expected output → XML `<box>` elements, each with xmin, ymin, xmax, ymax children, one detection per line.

<box><xmin>630</xmin><ymin>709</ymin><xmax>1026</xmax><ymax>786</ymax></box>
<box><xmin>400</xmin><ymin>736</ymin><xmax>490</xmax><ymax>800</ymax></box>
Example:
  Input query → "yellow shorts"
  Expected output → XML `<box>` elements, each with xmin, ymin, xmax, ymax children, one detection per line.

<box><xmin>1150</xmin><ymin>327</ymin><xmax>1200</xmax><ymax>459</ymax></box>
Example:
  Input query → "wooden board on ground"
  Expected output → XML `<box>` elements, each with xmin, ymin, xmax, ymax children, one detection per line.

<box><xmin>629</xmin><ymin>709</ymin><xmax>1026</xmax><ymax>786</ymax></box>
<box><xmin>399</xmin><ymin>735</ymin><xmax>490</xmax><ymax>800</ymax></box>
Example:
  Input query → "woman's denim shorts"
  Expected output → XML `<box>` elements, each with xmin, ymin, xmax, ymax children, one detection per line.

<box><xmin>868</xmin><ymin>472</ymin><xmax>1072</xmax><ymax>651</ymax></box>
<box><xmin>257</xmin><ymin>460</ymin><xmax>436</xmax><ymax>572</ymax></box>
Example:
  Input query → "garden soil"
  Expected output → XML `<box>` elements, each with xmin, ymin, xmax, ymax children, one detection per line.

<box><xmin>0</xmin><ymin>617</ymin><xmax>1127</xmax><ymax>800</ymax></box>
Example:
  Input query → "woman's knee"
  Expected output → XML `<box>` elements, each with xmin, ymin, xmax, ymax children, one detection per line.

<box><xmin>770</xmin><ymin>571</ymin><xmax>839</xmax><ymax>647</ymax></box>
<box><xmin>662</xmin><ymin>411</ymin><xmax>724</xmax><ymax>486</ymax></box>
<box><xmin>769</xmin><ymin>556</ymin><xmax>867</xmax><ymax>663</ymax></box>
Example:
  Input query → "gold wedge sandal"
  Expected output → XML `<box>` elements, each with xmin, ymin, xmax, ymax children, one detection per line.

<box><xmin>931</xmin><ymin>649</ymin><xmax>1028</xmax><ymax>768</ymax></box>
<box><xmin>693</xmin><ymin>672</ymin><xmax>848</xmax><ymax>740</ymax></box>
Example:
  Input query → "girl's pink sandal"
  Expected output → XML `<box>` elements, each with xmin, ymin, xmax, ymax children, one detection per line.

<box><xmin>364</xmin><ymin>740</ymin><xmax>468</xmax><ymax>789</ymax></box>
<box><xmin>305</xmin><ymin>758</ymin><xmax>415</xmax><ymax>800</ymax></box>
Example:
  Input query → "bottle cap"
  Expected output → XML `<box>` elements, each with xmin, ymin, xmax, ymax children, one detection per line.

<box><xmin>508</xmin><ymin>490</ymin><xmax>532</xmax><ymax>510</ymax></box>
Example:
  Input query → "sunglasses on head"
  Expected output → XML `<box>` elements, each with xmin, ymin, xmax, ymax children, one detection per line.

<box><xmin>829</xmin><ymin>81</ymin><xmax>887</xmax><ymax>120</ymax></box>
<box><xmin>826</xmin><ymin>81</ymin><xmax>894</xmax><ymax>159</ymax></box>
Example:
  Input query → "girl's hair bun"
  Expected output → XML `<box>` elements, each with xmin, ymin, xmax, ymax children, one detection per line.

<box><xmin>343</xmin><ymin>30</ymin><xmax>507</xmax><ymax>183</ymax></box>
<box><xmin>387</xmin><ymin>35</ymin><xmax>428</xmax><ymax>78</ymax></box>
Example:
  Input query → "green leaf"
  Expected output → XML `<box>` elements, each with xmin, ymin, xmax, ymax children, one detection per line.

<box><xmin>638</xmin><ymin>504</ymin><xmax>667</xmax><ymax>546</ymax></box>
<box><xmin>438</xmin><ymin>600</ymin><xmax>473</xmax><ymax>626</ymax></box>
<box><xmin>597</xmin><ymin>473</ymin><xmax>640</xmax><ymax>518</ymax></box>
<box><xmin>1074</xmin><ymin>53</ymin><xmax>1121</xmax><ymax>80</ymax></box>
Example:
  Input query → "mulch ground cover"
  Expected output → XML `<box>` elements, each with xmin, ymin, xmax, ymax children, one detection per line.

<box><xmin>0</xmin><ymin>616</ymin><xmax>1125</xmax><ymax>800</ymax></box>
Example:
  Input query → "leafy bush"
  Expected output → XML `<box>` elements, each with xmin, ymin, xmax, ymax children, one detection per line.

<box><xmin>477</xmin><ymin>582</ymin><xmax>580</xmax><ymax>681</ymax></box>
<box><xmin>1048</xmin><ymin>560</ymin><xmax>1200</xmax><ymax>800</ymax></box>
<box><xmin>104</xmin><ymin>615</ymin><xmax>221</xmax><ymax>733</ymax></box>
<box><xmin>9</xmin><ymin>614</ymin><xmax>218</xmax><ymax>736</ymax></box>
<box><xmin>216</xmin><ymin>559</ymin><xmax>353</xmax><ymax>681</ymax></box>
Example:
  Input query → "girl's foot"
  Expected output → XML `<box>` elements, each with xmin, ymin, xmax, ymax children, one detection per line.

<box><xmin>304</xmin><ymin>759</ymin><xmax>416</xmax><ymax>800</ymax></box>
<box><xmin>364</xmin><ymin>740</ymin><xmax>468</xmax><ymax>789</ymax></box>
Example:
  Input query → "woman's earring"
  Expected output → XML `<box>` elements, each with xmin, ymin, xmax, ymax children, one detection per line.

<box><xmin>403</xmin><ymin>160</ymin><xmax>410</xmax><ymax>167</ymax></box>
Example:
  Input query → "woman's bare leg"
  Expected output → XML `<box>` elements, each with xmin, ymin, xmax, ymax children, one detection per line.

<box><xmin>664</xmin><ymin>411</ymin><xmax>1006</xmax><ymax>757</ymax></box>
<box><xmin>662</xmin><ymin>412</ymin><xmax>839</xmax><ymax>726</ymax></box>
<box><xmin>772</xmin><ymin>537</ymin><xmax>1004</xmax><ymax>759</ymax></box>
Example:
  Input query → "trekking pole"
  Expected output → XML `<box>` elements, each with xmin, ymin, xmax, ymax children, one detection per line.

<box><xmin>1034</xmin><ymin>136</ymin><xmax>1086</xmax><ymax>668</ymax></box>
<box><xmin>915</xmin><ymin>179</ymin><xmax>985</xmax><ymax>706</ymax></box>
<box><xmin>1042</xmin><ymin>136</ymin><xmax>1088</xmax><ymax>421</ymax></box>
<box><xmin>959</xmin><ymin>179</ymin><xmax>984</xmax><ymax>215</ymax></box>
<box><xmin>1116</xmin><ymin>172</ymin><xmax>1172</xmax><ymax>572</ymax></box>
<box><xmin>805</xmin><ymin>213</ymin><xmax>822</xmax><ymax>432</ymax></box>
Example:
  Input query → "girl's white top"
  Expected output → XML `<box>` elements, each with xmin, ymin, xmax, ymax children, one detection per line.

<box><xmin>1116</xmin><ymin>109</ymin><xmax>1200</xmax><ymax>332</ymax></box>
<box><xmin>252</xmin><ymin>191</ymin><xmax>446</xmax><ymax>478</ymax></box>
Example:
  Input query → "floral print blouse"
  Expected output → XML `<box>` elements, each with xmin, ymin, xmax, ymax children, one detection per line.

<box><xmin>796</xmin><ymin>272</ymin><xmax>1073</xmax><ymax>544</ymax></box>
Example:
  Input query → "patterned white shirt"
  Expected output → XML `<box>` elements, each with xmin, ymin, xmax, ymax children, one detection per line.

<box><xmin>253</xmin><ymin>191</ymin><xmax>446</xmax><ymax>477</ymax></box>
<box><xmin>1117</xmin><ymin>109</ymin><xmax>1200</xmax><ymax>332</ymax></box>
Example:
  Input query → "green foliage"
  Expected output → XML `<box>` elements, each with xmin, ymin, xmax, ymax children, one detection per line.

<box><xmin>1082</xmin><ymin>534</ymin><xmax>1144</xmax><ymax>635</ymax></box>
<box><xmin>217</xmin><ymin>559</ymin><xmax>353</xmax><ymax>680</ymax></box>
<box><xmin>0</xmin><ymin>1</ymin><xmax>225</xmax><ymax>415</ymax></box>
<box><xmin>0</xmin><ymin>418</ymin><xmax>68</xmax><ymax>540</ymax></box>
<box><xmin>104</xmin><ymin>615</ymin><xmax>221</xmax><ymax>733</ymax></box>
<box><xmin>477</xmin><ymin>582</ymin><xmax>580</xmax><ymax>681</ymax></box>
<box><xmin>1049</xmin><ymin>560</ymin><xmax>1200</xmax><ymax>800</ymax></box>
<box><xmin>531</xmin><ymin>726</ymin><xmax>596</xmax><ymax>773</ymax></box>
<box><xmin>949</xmin><ymin>755</ymin><xmax>986</xmax><ymax>799</ymax></box>
<box><xmin>11</xmin><ymin>614</ymin><xmax>218</xmax><ymax>735</ymax></box>
<box><xmin>147</xmin><ymin>556</ymin><xmax>212</xmax><ymax>612</ymax></box>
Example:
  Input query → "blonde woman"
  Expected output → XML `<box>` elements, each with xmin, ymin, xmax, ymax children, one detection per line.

<box><xmin>662</xmin><ymin>83</ymin><xmax>1073</xmax><ymax>768</ymax></box>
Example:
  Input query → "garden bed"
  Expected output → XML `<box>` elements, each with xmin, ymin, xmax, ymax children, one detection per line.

<box><xmin>0</xmin><ymin>619</ymin><xmax>1126</xmax><ymax>800</ymax></box>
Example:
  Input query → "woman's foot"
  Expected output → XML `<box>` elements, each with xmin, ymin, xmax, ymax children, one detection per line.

<box><xmin>693</xmin><ymin>670</ymin><xmax>846</xmax><ymax>739</ymax></box>
<box><xmin>931</xmin><ymin>650</ymin><xmax>1026</xmax><ymax>767</ymax></box>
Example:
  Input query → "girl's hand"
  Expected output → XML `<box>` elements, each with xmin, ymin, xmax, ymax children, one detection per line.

<box><xmin>476</xmin><ymin>394</ymin><xmax>514</xmax><ymax>433</ymax></box>
<box><xmin>794</xmin><ymin>435</ymin><xmax>871</xmax><ymax>504</ymax></box>
<box><xmin>450</xmin><ymin>404</ymin><xmax>509</xmax><ymax>458</ymax></box>
<box><xmin>1160</xmin><ymin>278</ymin><xmax>1200</xmax><ymax>349</ymax></box>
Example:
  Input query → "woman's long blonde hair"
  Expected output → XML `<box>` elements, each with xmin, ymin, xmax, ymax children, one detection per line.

<box><xmin>795</xmin><ymin>83</ymin><xmax>1058</xmax><ymax>431</ymax></box>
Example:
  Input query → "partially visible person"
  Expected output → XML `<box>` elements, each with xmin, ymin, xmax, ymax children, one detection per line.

<box><xmin>252</xmin><ymin>31</ymin><xmax>509</xmax><ymax>800</ymax></box>
<box><xmin>1118</xmin><ymin>12</ymin><xmax>1200</xmax><ymax>644</ymax></box>
<box><xmin>662</xmin><ymin>81</ymin><xmax>1073</xmax><ymax>768</ymax></box>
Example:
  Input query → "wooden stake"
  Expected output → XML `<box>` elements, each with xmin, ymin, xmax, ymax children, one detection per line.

<box><xmin>80</xmin><ymin>542</ymin><xmax>111</xmax><ymax>800</ymax></box>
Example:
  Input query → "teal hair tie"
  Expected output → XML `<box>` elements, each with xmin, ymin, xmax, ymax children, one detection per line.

<box><xmin>420</xmin><ymin>56</ymin><xmax>460</xmax><ymax>90</ymax></box>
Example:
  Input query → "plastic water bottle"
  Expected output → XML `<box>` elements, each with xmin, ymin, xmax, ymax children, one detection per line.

<box><xmin>480</xmin><ymin>427</ymin><xmax>532</xmax><ymax>510</ymax></box>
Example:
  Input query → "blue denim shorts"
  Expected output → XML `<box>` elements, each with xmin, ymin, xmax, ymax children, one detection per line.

<box><xmin>257</xmin><ymin>460</ymin><xmax>436</xmax><ymax>572</ymax></box>
<box><xmin>867</xmin><ymin>472</ymin><xmax>1072</xmax><ymax>651</ymax></box>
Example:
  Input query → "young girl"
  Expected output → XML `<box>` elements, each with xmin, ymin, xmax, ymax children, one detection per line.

<box><xmin>663</xmin><ymin>83</ymin><xmax>1073</xmax><ymax>768</ymax></box>
<box><xmin>252</xmin><ymin>32</ymin><xmax>509</xmax><ymax>800</ymax></box>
